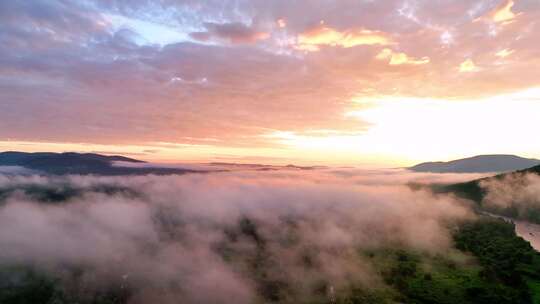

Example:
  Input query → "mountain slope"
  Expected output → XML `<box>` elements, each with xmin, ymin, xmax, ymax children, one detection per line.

<box><xmin>437</xmin><ymin>164</ymin><xmax>540</xmax><ymax>223</ymax></box>
<box><xmin>0</xmin><ymin>152</ymin><xmax>195</xmax><ymax>175</ymax></box>
<box><xmin>442</xmin><ymin>164</ymin><xmax>540</xmax><ymax>199</ymax></box>
<box><xmin>409</xmin><ymin>154</ymin><xmax>540</xmax><ymax>173</ymax></box>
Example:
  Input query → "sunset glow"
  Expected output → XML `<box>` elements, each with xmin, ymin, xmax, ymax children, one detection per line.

<box><xmin>1</xmin><ymin>0</ymin><xmax>539</xmax><ymax>166</ymax></box>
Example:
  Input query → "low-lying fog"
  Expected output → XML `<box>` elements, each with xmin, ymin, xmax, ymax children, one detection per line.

<box><xmin>0</xmin><ymin>167</ymin><xmax>519</xmax><ymax>303</ymax></box>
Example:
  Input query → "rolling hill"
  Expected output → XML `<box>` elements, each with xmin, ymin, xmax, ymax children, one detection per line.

<box><xmin>409</xmin><ymin>154</ymin><xmax>540</xmax><ymax>173</ymax></box>
<box><xmin>440</xmin><ymin>164</ymin><xmax>540</xmax><ymax>201</ymax></box>
<box><xmin>0</xmin><ymin>152</ymin><xmax>197</xmax><ymax>175</ymax></box>
<box><xmin>435</xmin><ymin>164</ymin><xmax>540</xmax><ymax>224</ymax></box>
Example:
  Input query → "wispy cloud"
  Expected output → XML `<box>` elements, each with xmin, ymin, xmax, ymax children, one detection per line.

<box><xmin>190</xmin><ymin>22</ymin><xmax>269</xmax><ymax>44</ymax></box>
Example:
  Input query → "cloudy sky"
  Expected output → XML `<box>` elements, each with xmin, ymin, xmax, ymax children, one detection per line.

<box><xmin>1</xmin><ymin>0</ymin><xmax>539</xmax><ymax>166</ymax></box>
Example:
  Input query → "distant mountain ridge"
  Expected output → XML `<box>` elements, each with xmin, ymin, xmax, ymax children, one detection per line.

<box><xmin>0</xmin><ymin>151</ymin><xmax>144</xmax><ymax>165</ymax></box>
<box><xmin>409</xmin><ymin>154</ymin><xmax>540</xmax><ymax>173</ymax></box>
<box><xmin>0</xmin><ymin>152</ymin><xmax>196</xmax><ymax>175</ymax></box>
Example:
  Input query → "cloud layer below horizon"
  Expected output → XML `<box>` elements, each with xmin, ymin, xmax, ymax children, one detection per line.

<box><xmin>0</xmin><ymin>168</ymin><xmax>477</xmax><ymax>303</ymax></box>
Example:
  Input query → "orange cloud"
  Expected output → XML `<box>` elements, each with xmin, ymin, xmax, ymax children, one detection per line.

<box><xmin>473</xmin><ymin>0</ymin><xmax>521</xmax><ymax>27</ymax></box>
<box><xmin>495</xmin><ymin>48</ymin><xmax>514</xmax><ymax>58</ymax></box>
<box><xmin>459</xmin><ymin>59</ymin><xmax>479</xmax><ymax>72</ymax></box>
<box><xmin>492</xmin><ymin>0</ymin><xmax>517</xmax><ymax>23</ymax></box>
<box><xmin>296</xmin><ymin>26</ymin><xmax>393</xmax><ymax>51</ymax></box>
<box><xmin>376</xmin><ymin>48</ymin><xmax>430</xmax><ymax>65</ymax></box>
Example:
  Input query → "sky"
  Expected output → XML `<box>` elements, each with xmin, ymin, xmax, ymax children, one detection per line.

<box><xmin>1</xmin><ymin>0</ymin><xmax>539</xmax><ymax>166</ymax></box>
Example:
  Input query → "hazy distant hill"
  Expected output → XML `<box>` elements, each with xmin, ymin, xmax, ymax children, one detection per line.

<box><xmin>0</xmin><ymin>152</ymin><xmax>196</xmax><ymax>175</ymax></box>
<box><xmin>409</xmin><ymin>154</ymin><xmax>540</xmax><ymax>173</ymax></box>
<box><xmin>436</xmin><ymin>164</ymin><xmax>540</xmax><ymax>223</ymax></box>
<box><xmin>442</xmin><ymin>163</ymin><xmax>540</xmax><ymax>199</ymax></box>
